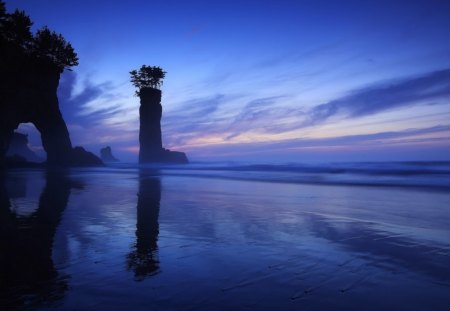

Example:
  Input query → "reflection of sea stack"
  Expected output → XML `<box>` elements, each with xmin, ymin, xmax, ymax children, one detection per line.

<box><xmin>139</xmin><ymin>88</ymin><xmax>188</xmax><ymax>164</ymax></box>
<box><xmin>126</xmin><ymin>171</ymin><xmax>161</xmax><ymax>279</ymax></box>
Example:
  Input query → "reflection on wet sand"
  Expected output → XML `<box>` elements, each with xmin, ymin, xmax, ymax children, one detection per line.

<box><xmin>127</xmin><ymin>170</ymin><xmax>161</xmax><ymax>280</ymax></box>
<box><xmin>0</xmin><ymin>168</ymin><xmax>449</xmax><ymax>311</ymax></box>
<box><xmin>303</xmin><ymin>212</ymin><xmax>450</xmax><ymax>283</ymax></box>
<box><xmin>0</xmin><ymin>170</ymin><xmax>80</xmax><ymax>310</ymax></box>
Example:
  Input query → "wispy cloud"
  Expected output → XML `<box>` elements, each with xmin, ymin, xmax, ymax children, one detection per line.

<box><xmin>184</xmin><ymin>124</ymin><xmax>450</xmax><ymax>159</ymax></box>
<box><xmin>224</xmin><ymin>96</ymin><xmax>290</xmax><ymax>140</ymax></box>
<box><xmin>163</xmin><ymin>68</ymin><xmax>450</xmax><ymax>149</ymax></box>
<box><xmin>302</xmin><ymin>68</ymin><xmax>450</xmax><ymax>126</ymax></box>
<box><xmin>58</xmin><ymin>71</ymin><xmax>128</xmax><ymax>126</ymax></box>
<box><xmin>163</xmin><ymin>94</ymin><xmax>237</xmax><ymax>146</ymax></box>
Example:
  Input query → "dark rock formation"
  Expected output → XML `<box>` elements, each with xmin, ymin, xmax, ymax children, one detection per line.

<box><xmin>160</xmin><ymin>149</ymin><xmax>189</xmax><ymax>163</ymax></box>
<box><xmin>139</xmin><ymin>87</ymin><xmax>188</xmax><ymax>164</ymax></box>
<box><xmin>1</xmin><ymin>64</ymin><xmax>73</xmax><ymax>166</ymax></box>
<box><xmin>0</xmin><ymin>66</ymin><xmax>103</xmax><ymax>168</ymax></box>
<box><xmin>139</xmin><ymin>88</ymin><xmax>163</xmax><ymax>162</ymax></box>
<box><xmin>0</xmin><ymin>3</ymin><xmax>102</xmax><ymax>168</ymax></box>
<box><xmin>71</xmin><ymin>147</ymin><xmax>103</xmax><ymax>167</ymax></box>
<box><xmin>100</xmin><ymin>146</ymin><xmax>119</xmax><ymax>162</ymax></box>
<box><xmin>6</xmin><ymin>132</ymin><xmax>43</xmax><ymax>163</ymax></box>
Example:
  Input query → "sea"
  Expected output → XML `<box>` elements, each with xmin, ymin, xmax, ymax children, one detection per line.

<box><xmin>1</xmin><ymin>161</ymin><xmax>449</xmax><ymax>310</ymax></box>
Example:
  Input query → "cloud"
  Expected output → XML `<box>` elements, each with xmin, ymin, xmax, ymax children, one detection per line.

<box><xmin>232</xmin><ymin>68</ymin><xmax>450</xmax><ymax>135</ymax></box>
<box><xmin>184</xmin><ymin>124</ymin><xmax>450</xmax><ymax>159</ymax></box>
<box><xmin>302</xmin><ymin>68</ymin><xmax>450</xmax><ymax>126</ymax></box>
<box><xmin>58</xmin><ymin>71</ymin><xmax>126</xmax><ymax>126</ymax></box>
<box><xmin>163</xmin><ymin>94</ymin><xmax>297</xmax><ymax>147</ymax></box>
<box><xmin>165</xmin><ymin>94</ymin><xmax>224</xmax><ymax>120</ymax></box>
<box><xmin>224</xmin><ymin>96</ymin><xmax>289</xmax><ymax>140</ymax></box>
<box><xmin>163</xmin><ymin>68</ymin><xmax>450</xmax><ymax>148</ymax></box>
<box><xmin>162</xmin><ymin>94</ymin><xmax>236</xmax><ymax>146</ymax></box>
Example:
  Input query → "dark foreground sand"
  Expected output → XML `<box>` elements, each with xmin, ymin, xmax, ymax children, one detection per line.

<box><xmin>1</xmin><ymin>165</ymin><xmax>449</xmax><ymax>310</ymax></box>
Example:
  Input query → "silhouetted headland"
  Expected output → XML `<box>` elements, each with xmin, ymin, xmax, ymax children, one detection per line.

<box><xmin>0</xmin><ymin>1</ymin><xmax>102</xmax><ymax>169</ymax></box>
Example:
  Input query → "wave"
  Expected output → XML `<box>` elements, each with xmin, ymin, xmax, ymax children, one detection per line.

<box><xmin>107</xmin><ymin>161</ymin><xmax>450</xmax><ymax>190</ymax></box>
<box><xmin>161</xmin><ymin>161</ymin><xmax>450</xmax><ymax>175</ymax></box>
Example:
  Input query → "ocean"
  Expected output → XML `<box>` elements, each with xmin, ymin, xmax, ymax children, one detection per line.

<box><xmin>1</xmin><ymin>161</ymin><xmax>449</xmax><ymax>310</ymax></box>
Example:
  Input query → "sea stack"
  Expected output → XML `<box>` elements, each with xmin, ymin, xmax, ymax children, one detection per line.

<box><xmin>139</xmin><ymin>88</ymin><xmax>163</xmax><ymax>162</ymax></box>
<box><xmin>138</xmin><ymin>87</ymin><xmax>188</xmax><ymax>164</ymax></box>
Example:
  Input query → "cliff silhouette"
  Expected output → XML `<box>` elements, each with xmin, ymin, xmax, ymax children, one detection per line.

<box><xmin>0</xmin><ymin>1</ymin><xmax>102</xmax><ymax>168</ymax></box>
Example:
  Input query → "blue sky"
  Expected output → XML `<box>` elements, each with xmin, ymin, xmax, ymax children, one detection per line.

<box><xmin>6</xmin><ymin>0</ymin><xmax>450</xmax><ymax>162</ymax></box>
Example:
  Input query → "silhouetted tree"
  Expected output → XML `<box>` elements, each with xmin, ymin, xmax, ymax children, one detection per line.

<box><xmin>0</xmin><ymin>1</ymin><xmax>78</xmax><ymax>73</ymax></box>
<box><xmin>32</xmin><ymin>26</ymin><xmax>78</xmax><ymax>72</ymax></box>
<box><xmin>0</xmin><ymin>9</ymin><xmax>33</xmax><ymax>47</ymax></box>
<box><xmin>130</xmin><ymin>65</ymin><xmax>166</xmax><ymax>95</ymax></box>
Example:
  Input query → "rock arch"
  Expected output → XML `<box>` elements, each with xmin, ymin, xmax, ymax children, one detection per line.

<box><xmin>0</xmin><ymin>68</ymin><xmax>72</xmax><ymax>165</ymax></box>
<box><xmin>1</xmin><ymin>67</ymin><xmax>73</xmax><ymax>166</ymax></box>
<box><xmin>1</xmin><ymin>65</ymin><xmax>102</xmax><ymax>167</ymax></box>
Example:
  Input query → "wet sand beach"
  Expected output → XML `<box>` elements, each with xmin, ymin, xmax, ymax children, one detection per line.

<box><xmin>1</xmin><ymin>163</ymin><xmax>449</xmax><ymax>310</ymax></box>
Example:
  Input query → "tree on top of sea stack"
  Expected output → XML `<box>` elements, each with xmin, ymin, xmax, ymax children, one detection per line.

<box><xmin>130</xmin><ymin>65</ymin><xmax>166</xmax><ymax>95</ymax></box>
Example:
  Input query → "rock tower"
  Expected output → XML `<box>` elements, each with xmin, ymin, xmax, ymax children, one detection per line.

<box><xmin>138</xmin><ymin>87</ymin><xmax>188</xmax><ymax>164</ymax></box>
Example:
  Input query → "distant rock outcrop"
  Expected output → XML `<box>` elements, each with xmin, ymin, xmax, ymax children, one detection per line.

<box><xmin>139</xmin><ymin>87</ymin><xmax>188</xmax><ymax>164</ymax></box>
<box><xmin>6</xmin><ymin>132</ymin><xmax>43</xmax><ymax>163</ymax></box>
<box><xmin>100</xmin><ymin>146</ymin><xmax>119</xmax><ymax>162</ymax></box>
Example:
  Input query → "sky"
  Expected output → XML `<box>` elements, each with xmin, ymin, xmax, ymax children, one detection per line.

<box><xmin>5</xmin><ymin>0</ymin><xmax>450</xmax><ymax>162</ymax></box>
